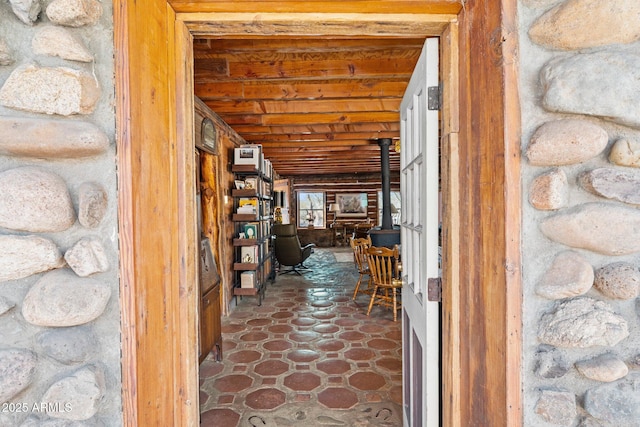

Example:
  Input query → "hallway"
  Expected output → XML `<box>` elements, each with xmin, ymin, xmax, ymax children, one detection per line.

<box><xmin>199</xmin><ymin>247</ymin><xmax>403</xmax><ymax>426</ymax></box>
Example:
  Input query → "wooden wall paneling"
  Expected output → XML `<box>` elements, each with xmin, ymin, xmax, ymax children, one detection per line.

<box><xmin>195</xmin><ymin>98</ymin><xmax>228</xmax><ymax>317</ymax></box>
<box><xmin>456</xmin><ymin>0</ymin><xmax>521</xmax><ymax>425</ymax></box>
<box><xmin>173</xmin><ymin>17</ymin><xmax>200</xmax><ymax>425</ymax></box>
<box><xmin>440</xmin><ymin>20</ymin><xmax>461</xmax><ymax>427</ymax></box>
<box><xmin>195</xmin><ymin>100</ymin><xmax>260</xmax><ymax>312</ymax></box>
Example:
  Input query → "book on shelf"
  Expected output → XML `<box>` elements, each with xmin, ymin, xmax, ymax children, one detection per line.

<box><xmin>243</xmin><ymin>222</ymin><xmax>259</xmax><ymax>239</ymax></box>
<box><xmin>234</xmin><ymin>145</ymin><xmax>262</xmax><ymax>167</ymax></box>
<box><xmin>240</xmin><ymin>245</ymin><xmax>259</xmax><ymax>264</ymax></box>
<box><xmin>244</xmin><ymin>177</ymin><xmax>258</xmax><ymax>191</ymax></box>
<box><xmin>237</xmin><ymin>197</ymin><xmax>258</xmax><ymax>214</ymax></box>
<box><xmin>240</xmin><ymin>271</ymin><xmax>256</xmax><ymax>288</ymax></box>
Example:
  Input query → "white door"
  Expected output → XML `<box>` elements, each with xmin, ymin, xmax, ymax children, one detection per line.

<box><xmin>399</xmin><ymin>38</ymin><xmax>440</xmax><ymax>427</ymax></box>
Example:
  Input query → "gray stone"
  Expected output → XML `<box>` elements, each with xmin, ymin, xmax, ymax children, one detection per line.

<box><xmin>526</xmin><ymin>119</ymin><xmax>608</xmax><ymax>166</ymax></box>
<box><xmin>0</xmin><ymin>39</ymin><xmax>14</xmax><ymax>66</ymax></box>
<box><xmin>594</xmin><ymin>262</ymin><xmax>640</xmax><ymax>300</ymax></box>
<box><xmin>536</xmin><ymin>251</ymin><xmax>593</xmax><ymax>299</ymax></box>
<box><xmin>9</xmin><ymin>0</ymin><xmax>41</xmax><ymax>25</ymax></box>
<box><xmin>541</xmin><ymin>50</ymin><xmax>640</xmax><ymax>129</ymax></box>
<box><xmin>575</xmin><ymin>354</ymin><xmax>629</xmax><ymax>382</ymax></box>
<box><xmin>583</xmin><ymin>373</ymin><xmax>640</xmax><ymax>424</ymax></box>
<box><xmin>64</xmin><ymin>237</ymin><xmax>109</xmax><ymax>277</ymax></box>
<box><xmin>0</xmin><ymin>235</ymin><xmax>65</xmax><ymax>282</ymax></box>
<box><xmin>0</xmin><ymin>349</ymin><xmax>37</xmax><ymax>404</ymax></box>
<box><xmin>0</xmin><ymin>166</ymin><xmax>76</xmax><ymax>233</ymax></box>
<box><xmin>0</xmin><ymin>116</ymin><xmax>109</xmax><ymax>159</ymax></box>
<box><xmin>0</xmin><ymin>296</ymin><xmax>16</xmax><ymax>315</ymax></box>
<box><xmin>36</xmin><ymin>326</ymin><xmax>98</xmax><ymax>365</ymax></box>
<box><xmin>534</xmin><ymin>345</ymin><xmax>571</xmax><ymax>379</ymax></box>
<box><xmin>579</xmin><ymin>167</ymin><xmax>640</xmax><ymax>205</ymax></box>
<box><xmin>20</xmin><ymin>418</ymin><xmax>96</xmax><ymax>427</ymax></box>
<box><xmin>529</xmin><ymin>0</ymin><xmax>640</xmax><ymax>50</ymax></box>
<box><xmin>522</xmin><ymin>0</ymin><xmax>563</xmax><ymax>8</ymax></box>
<box><xmin>538</xmin><ymin>297</ymin><xmax>629</xmax><ymax>348</ymax></box>
<box><xmin>46</xmin><ymin>0</ymin><xmax>102</xmax><ymax>27</ymax></box>
<box><xmin>22</xmin><ymin>269</ymin><xmax>111</xmax><ymax>327</ymax></box>
<box><xmin>41</xmin><ymin>365</ymin><xmax>105</xmax><ymax>421</ymax></box>
<box><xmin>609</xmin><ymin>138</ymin><xmax>640</xmax><ymax>168</ymax></box>
<box><xmin>578</xmin><ymin>417</ymin><xmax>607</xmax><ymax>427</ymax></box>
<box><xmin>540</xmin><ymin>203</ymin><xmax>640</xmax><ymax>256</ymax></box>
<box><xmin>32</xmin><ymin>26</ymin><xmax>93</xmax><ymax>62</ymax></box>
<box><xmin>78</xmin><ymin>182</ymin><xmax>108</xmax><ymax>228</ymax></box>
<box><xmin>529</xmin><ymin>168</ymin><xmax>568</xmax><ymax>210</ymax></box>
<box><xmin>534</xmin><ymin>389</ymin><xmax>576</xmax><ymax>426</ymax></box>
<box><xmin>0</xmin><ymin>64</ymin><xmax>101</xmax><ymax>116</ymax></box>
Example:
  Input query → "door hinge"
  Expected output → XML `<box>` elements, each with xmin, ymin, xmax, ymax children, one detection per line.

<box><xmin>427</xmin><ymin>277</ymin><xmax>442</xmax><ymax>302</ymax></box>
<box><xmin>427</xmin><ymin>84</ymin><xmax>442</xmax><ymax>111</ymax></box>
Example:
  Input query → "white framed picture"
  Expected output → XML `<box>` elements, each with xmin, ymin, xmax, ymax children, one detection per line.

<box><xmin>336</xmin><ymin>193</ymin><xmax>368</xmax><ymax>218</ymax></box>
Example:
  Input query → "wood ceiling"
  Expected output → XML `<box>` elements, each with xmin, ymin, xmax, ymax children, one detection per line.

<box><xmin>193</xmin><ymin>37</ymin><xmax>426</xmax><ymax>177</ymax></box>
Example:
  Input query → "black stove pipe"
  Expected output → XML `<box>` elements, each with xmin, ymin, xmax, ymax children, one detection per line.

<box><xmin>378</xmin><ymin>138</ymin><xmax>393</xmax><ymax>230</ymax></box>
<box><xmin>368</xmin><ymin>138</ymin><xmax>401</xmax><ymax>248</ymax></box>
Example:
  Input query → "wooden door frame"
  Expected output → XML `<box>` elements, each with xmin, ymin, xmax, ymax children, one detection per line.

<box><xmin>114</xmin><ymin>1</ymin><xmax>521</xmax><ymax>426</ymax></box>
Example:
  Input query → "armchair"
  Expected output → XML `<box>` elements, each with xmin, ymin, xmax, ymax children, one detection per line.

<box><xmin>273</xmin><ymin>223</ymin><xmax>315</xmax><ymax>275</ymax></box>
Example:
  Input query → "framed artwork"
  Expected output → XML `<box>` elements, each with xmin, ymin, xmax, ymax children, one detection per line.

<box><xmin>336</xmin><ymin>193</ymin><xmax>368</xmax><ymax>218</ymax></box>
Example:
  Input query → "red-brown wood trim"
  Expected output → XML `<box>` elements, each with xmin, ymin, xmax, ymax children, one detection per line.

<box><xmin>115</xmin><ymin>0</ymin><xmax>199</xmax><ymax>424</ymax></box>
<box><xmin>169</xmin><ymin>0</ymin><xmax>462</xmax><ymax>15</ymax></box>
<box><xmin>456</xmin><ymin>0</ymin><xmax>522</xmax><ymax>425</ymax></box>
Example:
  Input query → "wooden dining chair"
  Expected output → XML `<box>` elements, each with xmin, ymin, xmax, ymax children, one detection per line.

<box><xmin>365</xmin><ymin>244</ymin><xmax>402</xmax><ymax>321</ymax></box>
<box><xmin>350</xmin><ymin>236</ymin><xmax>373</xmax><ymax>300</ymax></box>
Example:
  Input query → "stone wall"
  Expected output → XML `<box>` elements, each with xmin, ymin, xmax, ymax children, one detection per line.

<box><xmin>520</xmin><ymin>0</ymin><xmax>640</xmax><ymax>425</ymax></box>
<box><xmin>0</xmin><ymin>0</ymin><xmax>120</xmax><ymax>425</ymax></box>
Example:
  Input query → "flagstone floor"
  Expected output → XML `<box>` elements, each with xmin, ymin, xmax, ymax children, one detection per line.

<box><xmin>199</xmin><ymin>247</ymin><xmax>403</xmax><ymax>426</ymax></box>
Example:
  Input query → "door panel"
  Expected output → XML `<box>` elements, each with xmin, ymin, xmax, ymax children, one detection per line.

<box><xmin>400</xmin><ymin>37</ymin><xmax>440</xmax><ymax>427</ymax></box>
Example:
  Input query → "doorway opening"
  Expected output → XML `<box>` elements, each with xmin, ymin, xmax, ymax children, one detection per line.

<box><xmin>192</xmin><ymin>31</ymin><xmax>447</xmax><ymax>425</ymax></box>
<box><xmin>115</xmin><ymin>5</ymin><xmax>477</xmax><ymax>425</ymax></box>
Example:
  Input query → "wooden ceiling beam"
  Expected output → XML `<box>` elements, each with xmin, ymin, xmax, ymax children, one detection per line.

<box><xmin>195</xmin><ymin>78</ymin><xmax>408</xmax><ymax>100</ymax></box>
<box><xmin>263</xmin><ymin>144</ymin><xmax>391</xmax><ymax>151</ymax></box>
<box><xmin>195</xmin><ymin>46</ymin><xmax>420</xmax><ymax>62</ymax></box>
<box><xmin>274</xmin><ymin>167</ymin><xmax>393</xmax><ymax>176</ymax></box>
<box><xmin>219</xmin><ymin>112</ymin><xmax>398</xmax><ymax>126</ymax></box>
<box><xmin>203</xmin><ymin>98</ymin><xmax>401</xmax><ymax>115</ymax></box>
<box><xmin>195</xmin><ymin>57</ymin><xmax>417</xmax><ymax>80</ymax></box>
<box><xmin>229</xmin><ymin>122</ymin><xmax>400</xmax><ymax>134</ymax></box>
<box><xmin>242</xmin><ymin>131</ymin><xmax>399</xmax><ymax>142</ymax></box>
<box><xmin>194</xmin><ymin>38</ymin><xmax>426</xmax><ymax>53</ymax></box>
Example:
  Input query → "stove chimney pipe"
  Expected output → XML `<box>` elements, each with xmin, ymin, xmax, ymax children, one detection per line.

<box><xmin>378</xmin><ymin>138</ymin><xmax>393</xmax><ymax>230</ymax></box>
<box><xmin>367</xmin><ymin>138</ymin><xmax>401</xmax><ymax>248</ymax></box>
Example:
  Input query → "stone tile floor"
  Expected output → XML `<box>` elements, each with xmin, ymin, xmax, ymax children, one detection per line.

<box><xmin>199</xmin><ymin>247</ymin><xmax>403</xmax><ymax>426</ymax></box>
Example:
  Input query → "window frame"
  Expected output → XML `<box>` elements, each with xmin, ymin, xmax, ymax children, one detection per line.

<box><xmin>297</xmin><ymin>191</ymin><xmax>326</xmax><ymax>228</ymax></box>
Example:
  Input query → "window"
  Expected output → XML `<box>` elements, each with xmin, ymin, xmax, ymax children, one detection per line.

<box><xmin>377</xmin><ymin>191</ymin><xmax>401</xmax><ymax>225</ymax></box>
<box><xmin>298</xmin><ymin>192</ymin><xmax>325</xmax><ymax>228</ymax></box>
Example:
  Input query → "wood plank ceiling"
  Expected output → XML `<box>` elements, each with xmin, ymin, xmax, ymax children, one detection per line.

<box><xmin>193</xmin><ymin>37</ymin><xmax>426</xmax><ymax>177</ymax></box>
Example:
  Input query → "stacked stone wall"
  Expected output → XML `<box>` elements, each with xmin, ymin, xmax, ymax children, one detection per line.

<box><xmin>0</xmin><ymin>0</ymin><xmax>120</xmax><ymax>425</ymax></box>
<box><xmin>521</xmin><ymin>0</ymin><xmax>640</xmax><ymax>425</ymax></box>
